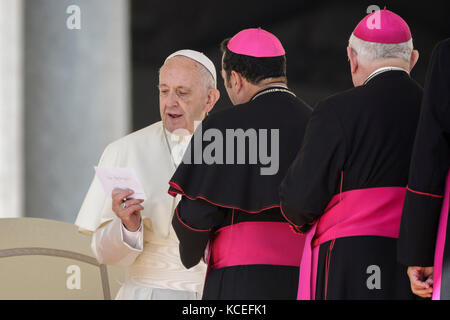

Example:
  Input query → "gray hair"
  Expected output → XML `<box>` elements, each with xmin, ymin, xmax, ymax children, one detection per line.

<box><xmin>196</xmin><ymin>62</ymin><xmax>216</xmax><ymax>91</ymax></box>
<box><xmin>349</xmin><ymin>33</ymin><xmax>413</xmax><ymax>63</ymax></box>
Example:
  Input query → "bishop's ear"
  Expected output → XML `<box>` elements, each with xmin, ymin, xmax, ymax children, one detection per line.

<box><xmin>230</xmin><ymin>70</ymin><xmax>244</xmax><ymax>92</ymax></box>
<box><xmin>347</xmin><ymin>46</ymin><xmax>358</xmax><ymax>74</ymax></box>
<box><xmin>409</xmin><ymin>49</ymin><xmax>419</xmax><ymax>72</ymax></box>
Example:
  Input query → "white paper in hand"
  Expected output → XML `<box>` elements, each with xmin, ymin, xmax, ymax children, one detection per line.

<box><xmin>94</xmin><ymin>166</ymin><xmax>147</xmax><ymax>200</ymax></box>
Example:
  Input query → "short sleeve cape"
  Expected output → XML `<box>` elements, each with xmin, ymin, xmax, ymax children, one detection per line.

<box><xmin>168</xmin><ymin>90</ymin><xmax>312</xmax><ymax>213</ymax></box>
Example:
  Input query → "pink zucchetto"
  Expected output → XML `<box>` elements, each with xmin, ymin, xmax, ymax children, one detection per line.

<box><xmin>227</xmin><ymin>28</ymin><xmax>285</xmax><ymax>57</ymax></box>
<box><xmin>353</xmin><ymin>9</ymin><xmax>412</xmax><ymax>44</ymax></box>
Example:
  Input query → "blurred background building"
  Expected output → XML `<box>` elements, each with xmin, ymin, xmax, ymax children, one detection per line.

<box><xmin>0</xmin><ymin>0</ymin><xmax>448</xmax><ymax>222</ymax></box>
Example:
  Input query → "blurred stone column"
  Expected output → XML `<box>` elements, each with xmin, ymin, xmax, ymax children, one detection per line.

<box><xmin>25</xmin><ymin>0</ymin><xmax>130</xmax><ymax>222</ymax></box>
<box><xmin>0</xmin><ymin>0</ymin><xmax>24</xmax><ymax>218</ymax></box>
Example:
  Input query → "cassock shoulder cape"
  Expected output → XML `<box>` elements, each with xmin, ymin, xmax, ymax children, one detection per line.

<box><xmin>169</xmin><ymin>88</ymin><xmax>312</xmax><ymax>213</ymax></box>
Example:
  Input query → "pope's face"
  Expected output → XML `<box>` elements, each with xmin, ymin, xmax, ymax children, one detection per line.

<box><xmin>159</xmin><ymin>56</ymin><xmax>210</xmax><ymax>134</ymax></box>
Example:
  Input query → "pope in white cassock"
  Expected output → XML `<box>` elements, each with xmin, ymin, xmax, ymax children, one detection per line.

<box><xmin>74</xmin><ymin>50</ymin><xmax>220</xmax><ymax>299</ymax></box>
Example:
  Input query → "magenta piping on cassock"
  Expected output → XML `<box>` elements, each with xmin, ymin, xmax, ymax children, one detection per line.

<box><xmin>169</xmin><ymin>180</ymin><xmax>280</xmax><ymax>213</ymax></box>
<box><xmin>298</xmin><ymin>186</ymin><xmax>406</xmax><ymax>300</ymax></box>
<box><xmin>208</xmin><ymin>221</ymin><xmax>305</xmax><ymax>271</ymax></box>
<box><xmin>432</xmin><ymin>170</ymin><xmax>450</xmax><ymax>300</ymax></box>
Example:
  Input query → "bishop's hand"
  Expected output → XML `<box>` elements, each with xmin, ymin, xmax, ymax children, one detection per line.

<box><xmin>111</xmin><ymin>188</ymin><xmax>144</xmax><ymax>232</ymax></box>
<box><xmin>407</xmin><ymin>266</ymin><xmax>434</xmax><ymax>299</ymax></box>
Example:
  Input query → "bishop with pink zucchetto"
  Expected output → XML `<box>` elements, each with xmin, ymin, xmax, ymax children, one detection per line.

<box><xmin>227</xmin><ymin>27</ymin><xmax>286</xmax><ymax>57</ymax></box>
<box><xmin>280</xmin><ymin>9</ymin><xmax>423</xmax><ymax>299</ymax></box>
<box><xmin>169</xmin><ymin>28</ymin><xmax>312</xmax><ymax>299</ymax></box>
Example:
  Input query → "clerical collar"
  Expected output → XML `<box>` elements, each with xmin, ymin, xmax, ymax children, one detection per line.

<box><xmin>163</xmin><ymin>127</ymin><xmax>192</xmax><ymax>169</ymax></box>
<box><xmin>251</xmin><ymin>85</ymin><xmax>296</xmax><ymax>101</ymax></box>
<box><xmin>364</xmin><ymin>66</ymin><xmax>410</xmax><ymax>85</ymax></box>
<box><xmin>164</xmin><ymin>128</ymin><xmax>192</xmax><ymax>145</ymax></box>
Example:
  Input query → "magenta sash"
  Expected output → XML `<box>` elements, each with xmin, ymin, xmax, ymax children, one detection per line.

<box><xmin>432</xmin><ymin>171</ymin><xmax>450</xmax><ymax>300</ymax></box>
<box><xmin>209</xmin><ymin>221</ymin><xmax>305</xmax><ymax>270</ymax></box>
<box><xmin>298</xmin><ymin>187</ymin><xmax>406</xmax><ymax>300</ymax></box>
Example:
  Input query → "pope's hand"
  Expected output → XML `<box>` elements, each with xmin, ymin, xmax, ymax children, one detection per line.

<box><xmin>407</xmin><ymin>266</ymin><xmax>434</xmax><ymax>298</ymax></box>
<box><xmin>112</xmin><ymin>188</ymin><xmax>144</xmax><ymax>232</ymax></box>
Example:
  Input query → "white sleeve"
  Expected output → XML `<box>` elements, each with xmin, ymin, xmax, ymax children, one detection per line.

<box><xmin>121</xmin><ymin>220</ymin><xmax>143</xmax><ymax>250</ymax></box>
<box><xmin>91</xmin><ymin>217</ymin><xmax>144</xmax><ymax>268</ymax></box>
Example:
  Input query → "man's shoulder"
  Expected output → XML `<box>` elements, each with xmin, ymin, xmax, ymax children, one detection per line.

<box><xmin>308</xmin><ymin>87</ymin><xmax>355</xmax><ymax>120</ymax></box>
<box><xmin>434</xmin><ymin>38</ymin><xmax>450</xmax><ymax>72</ymax></box>
<box><xmin>201</xmin><ymin>106</ymin><xmax>236</xmax><ymax>127</ymax></box>
<box><xmin>105</xmin><ymin>121</ymin><xmax>163</xmax><ymax>153</ymax></box>
<box><xmin>202</xmin><ymin>102</ymin><xmax>263</xmax><ymax>129</ymax></box>
<box><xmin>435</xmin><ymin>37</ymin><xmax>450</xmax><ymax>54</ymax></box>
<box><xmin>319</xmin><ymin>85</ymin><xmax>365</xmax><ymax>108</ymax></box>
<box><xmin>205</xmin><ymin>94</ymin><xmax>312</xmax><ymax>130</ymax></box>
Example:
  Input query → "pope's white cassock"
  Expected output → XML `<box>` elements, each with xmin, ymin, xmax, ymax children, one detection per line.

<box><xmin>75</xmin><ymin>121</ymin><xmax>206</xmax><ymax>299</ymax></box>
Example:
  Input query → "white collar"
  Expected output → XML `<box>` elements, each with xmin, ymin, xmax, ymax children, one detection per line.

<box><xmin>364</xmin><ymin>66</ymin><xmax>409</xmax><ymax>85</ymax></box>
<box><xmin>163</xmin><ymin>127</ymin><xmax>192</xmax><ymax>168</ymax></box>
<box><xmin>164</xmin><ymin>128</ymin><xmax>192</xmax><ymax>145</ymax></box>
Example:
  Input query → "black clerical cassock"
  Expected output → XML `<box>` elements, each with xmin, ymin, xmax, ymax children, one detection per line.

<box><xmin>397</xmin><ymin>38</ymin><xmax>450</xmax><ymax>300</ymax></box>
<box><xmin>280</xmin><ymin>69</ymin><xmax>423</xmax><ymax>299</ymax></box>
<box><xmin>169</xmin><ymin>87</ymin><xmax>311</xmax><ymax>299</ymax></box>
